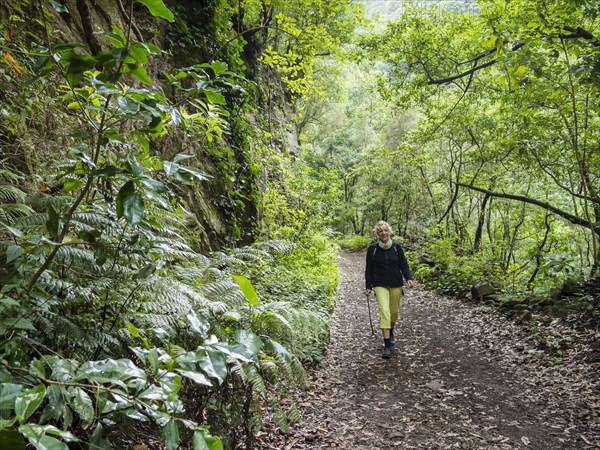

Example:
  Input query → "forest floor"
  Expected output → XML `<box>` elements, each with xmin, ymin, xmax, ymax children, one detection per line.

<box><xmin>259</xmin><ymin>251</ymin><xmax>600</xmax><ymax>450</ymax></box>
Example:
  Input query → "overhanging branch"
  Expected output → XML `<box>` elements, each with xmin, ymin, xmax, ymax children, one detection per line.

<box><xmin>455</xmin><ymin>182</ymin><xmax>599</xmax><ymax>233</ymax></box>
<box><xmin>427</xmin><ymin>43</ymin><xmax>525</xmax><ymax>85</ymax></box>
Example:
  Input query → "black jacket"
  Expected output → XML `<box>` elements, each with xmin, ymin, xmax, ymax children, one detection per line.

<box><xmin>365</xmin><ymin>242</ymin><xmax>413</xmax><ymax>289</ymax></box>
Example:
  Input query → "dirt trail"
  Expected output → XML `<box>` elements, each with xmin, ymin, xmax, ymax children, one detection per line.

<box><xmin>262</xmin><ymin>251</ymin><xmax>600</xmax><ymax>449</ymax></box>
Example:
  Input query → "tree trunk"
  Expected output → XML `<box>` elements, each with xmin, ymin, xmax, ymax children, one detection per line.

<box><xmin>528</xmin><ymin>215</ymin><xmax>552</xmax><ymax>288</ymax></box>
<box><xmin>473</xmin><ymin>192</ymin><xmax>490</xmax><ymax>252</ymax></box>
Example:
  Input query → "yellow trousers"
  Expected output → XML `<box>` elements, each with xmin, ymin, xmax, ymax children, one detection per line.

<box><xmin>374</xmin><ymin>286</ymin><xmax>403</xmax><ymax>329</ymax></box>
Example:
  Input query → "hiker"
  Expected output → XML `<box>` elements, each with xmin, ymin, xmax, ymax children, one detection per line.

<box><xmin>364</xmin><ymin>220</ymin><xmax>415</xmax><ymax>359</ymax></box>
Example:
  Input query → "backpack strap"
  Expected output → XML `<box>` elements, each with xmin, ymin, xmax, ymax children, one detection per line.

<box><xmin>372</xmin><ymin>242</ymin><xmax>398</xmax><ymax>259</ymax></box>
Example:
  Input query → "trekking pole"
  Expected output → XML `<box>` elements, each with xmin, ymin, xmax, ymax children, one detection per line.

<box><xmin>365</xmin><ymin>293</ymin><xmax>375</xmax><ymax>336</ymax></box>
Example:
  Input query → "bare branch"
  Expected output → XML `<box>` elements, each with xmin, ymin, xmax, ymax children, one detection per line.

<box><xmin>455</xmin><ymin>182</ymin><xmax>599</xmax><ymax>233</ymax></box>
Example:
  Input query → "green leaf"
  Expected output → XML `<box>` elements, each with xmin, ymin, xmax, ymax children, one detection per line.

<box><xmin>214</xmin><ymin>343</ymin><xmax>255</xmax><ymax>363</ymax></box>
<box><xmin>116</xmin><ymin>181</ymin><xmax>144</xmax><ymax>225</ymax></box>
<box><xmin>93</xmin><ymin>165</ymin><xmax>123</xmax><ymax>177</ymax></box>
<box><xmin>234</xmin><ymin>330</ymin><xmax>263</xmax><ymax>354</ymax></box>
<box><xmin>42</xmin><ymin>385</ymin><xmax>65</xmax><ymax>422</ymax></box>
<box><xmin>140</xmin><ymin>176</ymin><xmax>167</xmax><ymax>194</ymax></box>
<box><xmin>129</xmin><ymin>43</ymin><xmax>150</xmax><ymax>64</ymax></box>
<box><xmin>162</xmin><ymin>420</ymin><xmax>179</xmax><ymax>450</ymax></box>
<box><xmin>2</xmin><ymin>224</ymin><xmax>23</xmax><ymax>238</ymax></box>
<box><xmin>15</xmin><ymin>384</ymin><xmax>46</xmax><ymax>422</ymax></box>
<box><xmin>187</xmin><ymin>311</ymin><xmax>209</xmax><ymax>337</ymax></box>
<box><xmin>126</xmin><ymin>152</ymin><xmax>144</xmax><ymax>177</ymax></box>
<box><xmin>232</xmin><ymin>275</ymin><xmax>259</xmax><ymax>305</ymax></box>
<box><xmin>112</xmin><ymin>47</ymin><xmax>129</xmax><ymax>62</ymax></box>
<box><xmin>89</xmin><ymin>424</ymin><xmax>110</xmax><ymax>450</ymax></box>
<box><xmin>6</xmin><ymin>245</ymin><xmax>24</xmax><ymax>264</ymax></box>
<box><xmin>109</xmin><ymin>26</ymin><xmax>127</xmax><ymax>47</ymax></box>
<box><xmin>69</xmin><ymin>388</ymin><xmax>94</xmax><ymax>423</ymax></box>
<box><xmin>32</xmin><ymin>56</ymin><xmax>53</xmax><ymax>75</ymax></box>
<box><xmin>204</xmin><ymin>90</ymin><xmax>226</xmax><ymax>105</ymax></box>
<box><xmin>26</xmin><ymin>436</ymin><xmax>68</xmax><ymax>450</ymax></box>
<box><xmin>117</xmin><ymin>96</ymin><xmax>141</xmax><ymax>114</ymax></box>
<box><xmin>1</xmin><ymin>317</ymin><xmax>36</xmax><ymax>331</ymax></box>
<box><xmin>0</xmin><ymin>383</ymin><xmax>24</xmax><ymax>410</ymax></box>
<box><xmin>75</xmin><ymin>359</ymin><xmax>146</xmax><ymax>384</ymax></box>
<box><xmin>125</xmin><ymin>63</ymin><xmax>152</xmax><ymax>85</ymax></box>
<box><xmin>127</xmin><ymin>321</ymin><xmax>140</xmax><ymax>338</ymax></box>
<box><xmin>45</xmin><ymin>205</ymin><xmax>59</xmax><ymax>241</ymax></box>
<box><xmin>177</xmin><ymin>165</ymin><xmax>211</xmax><ymax>181</ymax></box>
<box><xmin>198</xmin><ymin>349</ymin><xmax>227</xmax><ymax>384</ymax></box>
<box><xmin>0</xmin><ymin>429</ymin><xmax>25</xmax><ymax>450</ymax></box>
<box><xmin>19</xmin><ymin>424</ymin><xmax>69</xmax><ymax>450</ymax></box>
<box><xmin>136</xmin><ymin>0</ymin><xmax>174</xmax><ymax>22</ymax></box>
<box><xmin>48</xmin><ymin>0</ymin><xmax>68</xmax><ymax>13</ymax></box>
<box><xmin>192</xmin><ymin>429</ymin><xmax>223</xmax><ymax>450</ymax></box>
<box><xmin>133</xmin><ymin>264</ymin><xmax>156</xmax><ymax>280</ymax></box>
<box><xmin>61</xmin><ymin>52</ymin><xmax>97</xmax><ymax>86</ymax></box>
<box><xmin>210</xmin><ymin>61</ymin><xmax>228</xmax><ymax>76</ymax></box>
<box><xmin>176</xmin><ymin>369</ymin><xmax>212</xmax><ymax>387</ymax></box>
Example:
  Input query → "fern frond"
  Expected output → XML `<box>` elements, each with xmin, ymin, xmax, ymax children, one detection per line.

<box><xmin>287</xmin><ymin>403</ymin><xmax>301</xmax><ymax>425</ymax></box>
<box><xmin>0</xmin><ymin>165</ymin><xmax>22</xmax><ymax>183</ymax></box>
<box><xmin>254</xmin><ymin>240</ymin><xmax>297</xmax><ymax>255</ymax></box>
<box><xmin>200</xmin><ymin>279</ymin><xmax>247</xmax><ymax>308</ymax></box>
<box><xmin>13</xmin><ymin>212</ymin><xmax>47</xmax><ymax>230</ymax></box>
<box><xmin>171</xmin><ymin>260</ymin><xmax>211</xmax><ymax>284</ymax></box>
<box><xmin>0</xmin><ymin>185</ymin><xmax>27</xmax><ymax>203</ymax></box>
<box><xmin>133</xmin><ymin>312</ymin><xmax>186</xmax><ymax>332</ymax></box>
<box><xmin>25</xmin><ymin>192</ymin><xmax>73</xmax><ymax>210</ymax></box>
<box><xmin>228</xmin><ymin>247</ymin><xmax>272</xmax><ymax>264</ymax></box>
<box><xmin>269</xmin><ymin>398</ymin><xmax>289</xmax><ymax>432</ymax></box>
<box><xmin>56</xmin><ymin>245</ymin><xmax>96</xmax><ymax>267</ymax></box>
<box><xmin>151</xmin><ymin>237</ymin><xmax>197</xmax><ymax>259</ymax></box>
<box><xmin>71</xmin><ymin>211</ymin><xmax>115</xmax><ymax>229</ymax></box>
<box><xmin>244</xmin><ymin>363</ymin><xmax>267</xmax><ymax>396</ymax></box>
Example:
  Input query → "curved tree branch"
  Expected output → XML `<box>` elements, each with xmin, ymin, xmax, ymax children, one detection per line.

<box><xmin>426</xmin><ymin>43</ymin><xmax>526</xmax><ymax>85</ymax></box>
<box><xmin>455</xmin><ymin>182</ymin><xmax>599</xmax><ymax>233</ymax></box>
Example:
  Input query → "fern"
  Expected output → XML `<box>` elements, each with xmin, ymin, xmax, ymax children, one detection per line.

<box><xmin>254</xmin><ymin>239</ymin><xmax>297</xmax><ymax>254</ymax></box>
<box><xmin>0</xmin><ymin>184</ymin><xmax>27</xmax><ymax>203</ymax></box>
<box><xmin>0</xmin><ymin>202</ymin><xmax>33</xmax><ymax>224</ymax></box>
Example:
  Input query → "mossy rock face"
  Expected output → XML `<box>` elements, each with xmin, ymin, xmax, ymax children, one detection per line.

<box><xmin>0</xmin><ymin>0</ymin><xmax>268</xmax><ymax>252</ymax></box>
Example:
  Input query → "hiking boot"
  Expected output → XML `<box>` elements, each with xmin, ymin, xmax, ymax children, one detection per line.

<box><xmin>389</xmin><ymin>332</ymin><xmax>395</xmax><ymax>346</ymax></box>
<box><xmin>382</xmin><ymin>346</ymin><xmax>392</xmax><ymax>359</ymax></box>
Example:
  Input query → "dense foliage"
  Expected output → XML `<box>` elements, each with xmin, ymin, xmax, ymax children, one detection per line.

<box><xmin>0</xmin><ymin>0</ymin><xmax>354</xmax><ymax>448</ymax></box>
<box><xmin>2</xmin><ymin>0</ymin><xmax>600</xmax><ymax>447</ymax></box>
<box><xmin>298</xmin><ymin>1</ymin><xmax>599</xmax><ymax>325</ymax></box>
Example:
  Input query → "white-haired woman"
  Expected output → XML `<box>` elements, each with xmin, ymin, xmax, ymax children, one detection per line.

<box><xmin>364</xmin><ymin>220</ymin><xmax>415</xmax><ymax>358</ymax></box>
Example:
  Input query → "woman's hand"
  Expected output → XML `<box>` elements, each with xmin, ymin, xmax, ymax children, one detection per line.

<box><xmin>364</xmin><ymin>288</ymin><xmax>372</xmax><ymax>297</ymax></box>
<box><xmin>406</xmin><ymin>280</ymin><xmax>416</xmax><ymax>288</ymax></box>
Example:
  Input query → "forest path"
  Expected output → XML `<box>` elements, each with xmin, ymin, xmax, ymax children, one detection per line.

<box><xmin>263</xmin><ymin>251</ymin><xmax>599</xmax><ymax>449</ymax></box>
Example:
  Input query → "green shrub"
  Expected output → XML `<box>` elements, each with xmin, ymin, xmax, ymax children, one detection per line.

<box><xmin>336</xmin><ymin>234</ymin><xmax>372</xmax><ymax>252</ymax></box>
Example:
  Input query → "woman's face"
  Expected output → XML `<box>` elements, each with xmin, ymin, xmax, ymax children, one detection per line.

<box><xmin>377</xmin><ymin>226</ymin><xmax>390</xmax><ymax>241</ymax></box>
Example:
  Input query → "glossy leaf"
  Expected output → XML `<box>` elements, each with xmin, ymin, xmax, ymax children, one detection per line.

<box><xmin>198</xmin><ymin>349</ymin><xmax>227</xmax><ymax>384</ymax></box>
<box><xmin>187</xmin><ymin>311</ymin><xmax>210</xmax><ymax>337</ymax></box>
<box><xmin>162</xmin><ymin>419</ymin><xmax>179</xmax><ymax>450</ymax></box>
<box><xmin>125</xmin><ymin>63</ymin><xmax>152</xmax><ymax>85</ymax></box>
<box><xmin>234</xmin><ymin>330</ymin><xmax>263</xmax><ymax>354</ymax></box>
<box><xmin>232</xmin><ymin>275</ymin><xmax>259</xmax><ymax>305</ymax></box>
<box><xmin>15</xmin><ymin>384</ymin><xmax>46</xmax><ymax>422</ymax></box>
<box><xmin>69</xmin><ymin>387</ymin><xmax>94</xmax><ymax>423</ymax></box>
<box><xmin>116</xmin><ymin>181</ymin><xmax>144</xmax><ymax>225</ymax></box>
<box><xmin>89</xmin><ymin>424</ymin><xmax>110</xmax><ymax>450</ymax></box>
<box><xmin>0</xmin><ymin>383</ymin><xmax>23</xmax><ymax>410</ymax></box>
<box><xmin>192</xmin><ymin>429</ymin><xmax>223</xmax><ymax>450</ymax></box>
<box><xmin>176</xmin><ymin>369</ymin><xmax>212</xmax><ymax>387</ymax></box>
<box><xmin>136</xmin><ymin>0</ymin><xmax>174</xmax><ymax>22</ymax></box>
